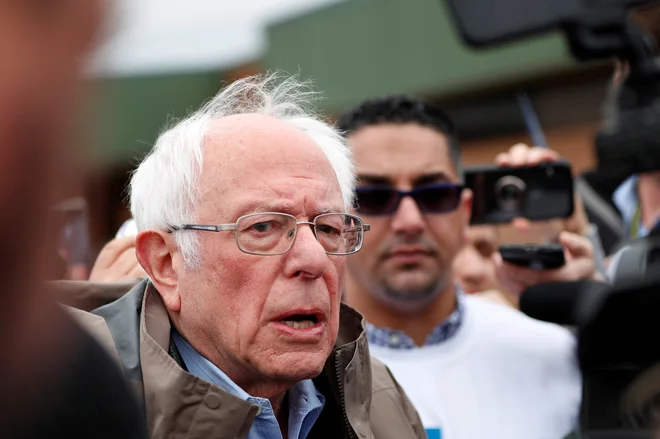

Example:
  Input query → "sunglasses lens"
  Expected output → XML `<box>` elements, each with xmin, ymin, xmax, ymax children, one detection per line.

<box><xmin>415</xmin><ymin>186</ymin><xmax>462</xmax><ymax>213</ymax></box>
<box><xmin>356</xmin><ymin>188</ymin><xmax>399</xmax><ymax>215</ymax></box>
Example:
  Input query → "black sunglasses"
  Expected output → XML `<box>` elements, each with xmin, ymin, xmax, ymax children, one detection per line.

<box><xmin>355</xmin><ymin>183</ymin><xmax>464</xmax><ymax>216</ymax></box>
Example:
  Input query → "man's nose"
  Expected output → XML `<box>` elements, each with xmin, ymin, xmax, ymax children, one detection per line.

<box><xmin>391</xmin><ymin>195</ymin><xmax>425</xmax><ymax>236</ymax></box>
<box><xmin>283</xmin><ymin>225</ymin><xmax>328</xmax><ymax>279</ymax></box>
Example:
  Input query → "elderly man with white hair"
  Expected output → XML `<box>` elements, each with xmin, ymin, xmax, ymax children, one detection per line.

<box><xmin>74</xmin><ymin>74</ymin><xmax>425</xmax><ymax>439</ymax></box>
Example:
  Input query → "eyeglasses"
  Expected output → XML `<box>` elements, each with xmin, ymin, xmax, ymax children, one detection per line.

<box><xmin>355</xmin><ymin>183</ymin><xmax>464</xmax><ymax>216</ymax></box>
<box><xmin>168</xmin><ymin>212</ymin><xmax>370</xmax><ymax>256</ymax></box>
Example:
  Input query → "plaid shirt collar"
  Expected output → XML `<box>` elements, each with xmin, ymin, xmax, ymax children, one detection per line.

<box><xmin>366</xmin><ymin>289</ymin><xmax>465</xmax><ymax>349</ymax></box>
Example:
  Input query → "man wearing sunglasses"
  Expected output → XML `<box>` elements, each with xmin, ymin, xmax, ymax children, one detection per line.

<box><xmin>337</xmin><ymin>96</ymin><xmax>582</xmax><ymax>439</ymax></box>
<box><xmin>69</xmin><ymin>74</ymin><xmax>426</xmax><ymax>439</ymax></box>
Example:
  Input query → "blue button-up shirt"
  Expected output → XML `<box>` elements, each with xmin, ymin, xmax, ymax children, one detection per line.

<box><xmin>172</xmin><ymin>330</ymin><xmax>325</xmax><ymax>439</ymax></box>
<box><xmin>613</xmin><ymin>175</ymin><xmax>660</xmax><ymax>238</ymax></box>
<box><xmin>366</xmin><ymin>290</ymin><xmax>465</xmax><ymax>349</ymax></box>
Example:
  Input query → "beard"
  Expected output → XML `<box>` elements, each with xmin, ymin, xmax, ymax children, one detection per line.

<box><xmin>377</xmin><ymin>266</ymin><xmax>451</xmax><ymax>307</ymax></box>
<box><xmin>383</xmin><ymin>282</ymin><xmax>441</xmax><ymax>302</ymax></box>
<box><xmin>371</xmin><ymin>235</ymin><xmax>452</xmax><ymax>305</ymax></box>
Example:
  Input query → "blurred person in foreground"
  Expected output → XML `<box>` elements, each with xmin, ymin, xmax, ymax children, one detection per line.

<box><xmin>0</xmin><ymin>0</ymin><xmax>146</xmax><ymax>438</ymax></box>
<box><xmin>337</xmin><ymin>96</ymin><xmax>592</xmax><ymax>439</ymax></box>
<box><xmin>73</xmin><ymin>74</ymin><xmax>426</xmax><ymax>439</ymax></box>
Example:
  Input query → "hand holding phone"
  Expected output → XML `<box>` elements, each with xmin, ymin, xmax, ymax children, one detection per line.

<box><xmin>495</xmin><ymin>232</ymin><xmax>596</xmax><ymax>299</ymax></box>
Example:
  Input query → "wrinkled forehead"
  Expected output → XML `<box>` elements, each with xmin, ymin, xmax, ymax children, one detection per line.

<box><xmin>198</xmin><ymin>114</ymin><xmax>343</xmax><ymax>215</ymax></box>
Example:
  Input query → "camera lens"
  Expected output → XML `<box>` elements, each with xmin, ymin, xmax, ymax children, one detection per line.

<box><xmin>495</xmin><ymin>176</ymin><xmax>526</xmax><ymax>213</ymax></box>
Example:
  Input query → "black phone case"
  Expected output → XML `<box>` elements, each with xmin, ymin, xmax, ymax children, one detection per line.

<box><xmin>499</xmin><ymin>244</ymin><xmax>566</xmax><ymax>270</ymax></box>
<box><xmin>465</xmin><ymin>161</ymin><xmax>574</xmax><ymax>225</ymax></box>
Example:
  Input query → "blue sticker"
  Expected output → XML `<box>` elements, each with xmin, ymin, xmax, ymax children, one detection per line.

<box><xmin>425</xmin><ymin>428</ymin><xmax>442</xmax><ymax>439</ymax></box>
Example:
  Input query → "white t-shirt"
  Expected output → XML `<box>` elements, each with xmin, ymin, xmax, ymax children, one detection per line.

<box><xmin>369</xmin><ymin>296</ymin><xmax>582</xmax><ymax>439</ymax></box>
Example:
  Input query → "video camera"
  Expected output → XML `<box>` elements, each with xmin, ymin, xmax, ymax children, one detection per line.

<box><xmin>445</xmin><ymin>0</ymin><xmax>660</xmax><ymax>180</ymax></box>
<box><xmin>443</xmin><ymin>0</ymin><xmax>660</xmax><ymax>437</ymax></box>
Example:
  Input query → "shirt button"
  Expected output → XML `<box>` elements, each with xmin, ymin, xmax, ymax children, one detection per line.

<box><xmin>389</xmin><ymin>334</ymin><xmax>401</xmax><ymax>345</ymax></box>
<box><xmin>204</xmin><ymin>394</ymin><xmax>222</xmax><ymax>409</ymax></box>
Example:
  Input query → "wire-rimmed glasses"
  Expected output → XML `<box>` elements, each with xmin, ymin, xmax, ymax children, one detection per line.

<box><xmin>168</xmin><ymin>212</ymin><xmax>370</xmax><ymax>256</ymax></box>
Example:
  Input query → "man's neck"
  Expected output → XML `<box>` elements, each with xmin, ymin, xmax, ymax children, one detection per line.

<box><xmin>271</xmin><ymin>392</ymin><xmax>288</xmax><ymax>439</ymax></box>
<box><xmin>638</xmin><ymin>173</ymin><xmax>660</xmax><ymax>230</ymax></box>
<box><xmin>345</xmin><ymin>279</ymin><xmax>457</xmax><ymax>346</ymax></box>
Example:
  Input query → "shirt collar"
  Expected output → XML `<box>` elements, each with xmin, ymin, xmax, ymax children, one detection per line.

<box><xmin>172</xmin><ymin>329</ymin><xmax>252</xmax><ymax>399</ymax></box>
<box><xmin>613</xmin><ymin>175</ymin><xmax>639</xmax><ymax>229</ymax></box>
<box><xmin>366</xmin><ymin>288</ymin><xmax>465</xmax><ymax>349</ymax></box>
<box><xmin>171</xmin><ymin>329</ymin><xmax>325</xmax><ymax>438</ymax></box>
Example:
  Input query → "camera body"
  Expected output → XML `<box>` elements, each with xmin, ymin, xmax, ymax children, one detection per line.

<box><xmin>597</xmin><ymin>61</ymin><xmax>660</xmax><ymax>181</ymax></box>
<box><xmin>465</xmin><ymin>161</ymin><xmax>574</xmax><ymax>225</ymax></box>
<box><xmin>577</xmin><ymin>271</ymin><xmax>660</xmax><ymax>438</ymax></box>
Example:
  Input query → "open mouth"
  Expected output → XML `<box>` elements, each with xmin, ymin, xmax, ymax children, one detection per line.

<box><xmin>279</xmin><ymin>314</ymin><xmax>319</xmax><ymax>330</ymax></box>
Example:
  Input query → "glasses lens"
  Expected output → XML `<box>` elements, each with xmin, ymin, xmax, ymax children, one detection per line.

<box><xmin>414</xmin><ymin>184</ymin><xmax>463</xmax><ymax>213</ymax></box>
<box><xmin>355</xmin><ymin>187</ymin><xmax>400</xmax><ymax>215</ymax></box>
<box><xmin>237</xmin><ymin>213</ymin><xmax>296</xmax><ymax>255</ymax></box>
<box><xmin>315</xmin><ymin>214</ymin><xmax>363</xmax><ymax>255</ymax></box>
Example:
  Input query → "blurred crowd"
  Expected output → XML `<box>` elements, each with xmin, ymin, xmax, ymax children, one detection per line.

<box><xmin>4</xmin><ymin>1</ymin><xmax>660</xmax><ymax>439</ymax></box>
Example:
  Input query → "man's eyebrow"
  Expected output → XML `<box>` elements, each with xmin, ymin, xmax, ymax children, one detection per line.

<box><xmin>358</xmin><ymin>171</ymin><xmax>453</xmax><ymax>187</ymax></box>
<box><xmin>357</xmin><ymin>174</ymin><xmax>392</xmax><ymax>186</ymax></box>
<box><xmin>318</xmin><ymin>205</ymin><xmax>346</xmax><ymax>214</ymax></box>
<box><xmin>414</xmin><ymin>172</ymin><xmax>452</xmax><ymax>186</ymax></box>
<box><xmin>231</xmin><ymin>201</ymin><xmax>290</xmax><ymax>217</ymax></box>
<box><xmin>251</xmin><ymin>203</ymin><xmax>289</xmax><ymax>213</ymax></box>
<box><xmin>234</xmin><ymin>202</ymin><xmax>346</xmax><ymax>217</ymax></box>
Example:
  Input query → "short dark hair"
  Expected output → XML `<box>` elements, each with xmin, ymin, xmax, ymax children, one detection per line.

<box><xmin>336</xmin><ymin>95</ymin><xmax>463</xmax><ymax>178</ymax></box>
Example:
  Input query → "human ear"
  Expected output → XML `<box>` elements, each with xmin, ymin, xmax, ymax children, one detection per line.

<box><xmin>135</xmin><ymin>230</ymin><xmax>181</xmax><ymax>312</ymax></box>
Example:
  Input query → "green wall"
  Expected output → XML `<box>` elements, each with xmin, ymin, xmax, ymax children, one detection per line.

<box><xmin>85</xmin><ymin>0</ymin><xmax>583</xmax><ymax>163</ymax></box>
<box><xmin>266</xmin><ymin>0</ymin><xmax>578</xmax><ymax>114</ymax></box>
<box><xmin>86</xmin><ymin>71</ymin><xmax>222</xmax><ymax>165</ymax></box>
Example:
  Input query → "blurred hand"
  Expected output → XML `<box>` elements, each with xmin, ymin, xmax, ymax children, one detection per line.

<box><xmin>493</xmin><ymin>231</ymin><xmax>597</xmax><ymax>299</ymax></box>
<box><xmin>495</xmin><ymin>143</ymin><xmax>591</xmax><ymax>241</ymax></box>
<box><xmin>89</xmin><ymin>236</ymin><xmax>147</xmax><ymax>282</ymax></box>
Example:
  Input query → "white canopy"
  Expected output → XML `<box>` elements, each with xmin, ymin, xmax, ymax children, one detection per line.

<box><xmin>88</xmin><ymin>0</ymin><xmax>344</xmax><ymax>77</ymax></box>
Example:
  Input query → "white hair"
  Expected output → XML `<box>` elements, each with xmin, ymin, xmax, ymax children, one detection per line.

<box><xmin>129</xmin><ymin>72</ymin><xmax>356</xmax><ymax>268</ymax></box>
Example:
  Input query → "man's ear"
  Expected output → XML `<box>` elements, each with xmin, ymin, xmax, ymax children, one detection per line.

<box><xmin>135</xmin><ymin>230</ymin><xmax>181</xmax><ymax>313</ymax></box>
<box><xmin>461</xmin><ymin>187</ymin><xmax>474</xmax><ymax>240</ymax></box>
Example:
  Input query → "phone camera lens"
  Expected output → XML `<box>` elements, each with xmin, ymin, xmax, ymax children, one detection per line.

<box><xmin>495</xmin><ymin>176</ymin><xmax>526</xmax><ymax>213</ymax></box>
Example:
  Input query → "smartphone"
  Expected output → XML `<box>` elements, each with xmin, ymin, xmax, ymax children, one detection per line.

<box><xmin>54</xmin><ymin>197</ymin><xmax>91</xmax><ymax>280</ymax></box>
<box><xmin>499</xmin><ymin>243</ymin><xmax>566</xmax><ymax>270</ymax></box>
<box><xmin>465</xmin><ymin>161</ymin><xmax>574</xmax><ymax>225</ymax></box>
